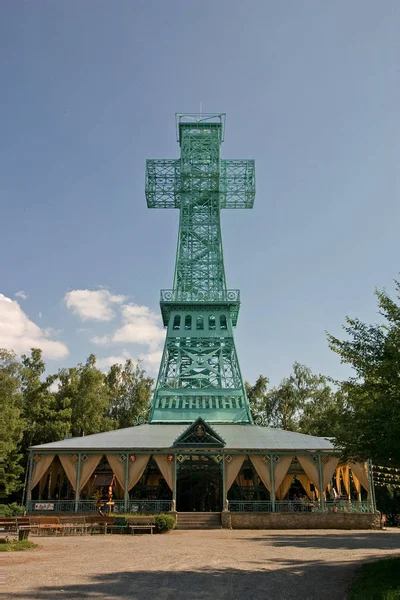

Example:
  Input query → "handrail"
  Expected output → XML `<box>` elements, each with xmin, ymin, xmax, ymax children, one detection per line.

<box><xmin>228</xmin><ymin>500</ymin><xmax>374</xmax><ymax>513</ymax></box>
<box><xmin>27</xmin><ymin>499</ymin><xmax>172</xmax><ymax>514</ymax></box>
<box><xmin>160</xmin><ymin>289</ymin><xmax>240</xmax><ymax>303</ymax></box>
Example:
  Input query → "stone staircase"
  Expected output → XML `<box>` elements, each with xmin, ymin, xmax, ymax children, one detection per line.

<box><xmin>176</xmin><ymin>512</ymin><xmax>222</xmax><ymax>530</ymax></box>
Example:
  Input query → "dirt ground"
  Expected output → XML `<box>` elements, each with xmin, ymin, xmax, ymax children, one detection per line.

<box><xmin>4</xmin><ymin>529</ymin><xmax>400</xmax><ymax>600</ymax></box>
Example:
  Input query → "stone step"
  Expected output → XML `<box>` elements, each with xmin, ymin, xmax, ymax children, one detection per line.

<box><xmin>177</xmin><ymin>516</ymin><xmax>221</xmax><ymax>521</ymax></box>
<box><xmin>177</xmin><ymin>512</ymin><xmax>222</xmax><ymax>530</ymax></box>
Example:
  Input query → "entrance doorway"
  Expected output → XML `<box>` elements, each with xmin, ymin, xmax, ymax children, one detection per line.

<box><xmin>176</xmin><ymin>455</ymin><xmax>222</xmax><ymax>512</ymax></box>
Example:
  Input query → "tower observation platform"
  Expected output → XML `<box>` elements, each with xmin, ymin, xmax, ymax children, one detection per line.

<box><xmin>146</xmin><ymin>114</ymin><xmax>255</xmax><ymax>423</ymax></box>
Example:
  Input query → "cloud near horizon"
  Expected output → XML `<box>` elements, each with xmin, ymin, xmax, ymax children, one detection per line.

<box><xmin>65</xmin><ymin>289</ymin><xmax>126</xmax><ymax>321</ymax></box>
<box><xmin>0</xmin><ymin>294</ymin><xmax>69</xmax><ymax>359</ymax></box>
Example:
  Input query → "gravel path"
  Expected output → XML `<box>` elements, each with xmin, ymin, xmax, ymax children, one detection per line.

<box><xmin>5</xmin><ymin>529</ymin><xmax>400</xmax><ymax>600</ymax></box>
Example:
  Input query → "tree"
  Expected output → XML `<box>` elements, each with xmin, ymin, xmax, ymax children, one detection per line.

<box><xmin>327</xmin><ymin>281</ymin><xmax>400</xmax><ymax>463</ymax></box>
<box><xmin>57</xmin><ymin>354</ymin><xmax>116</xmax><ymax>437</ymax></box>
<box><xmin>247</xmin><ymin>363</ymin><xmax>341</xmax><ymax>436</ymax></box>
<box><xmin>245</xmin><ymin>375</ymin><xmax>269</xmax><ymax>422</ymax></box>
<box><xmin>297</xmin><ymin>384</ymin><xmax>344</xmax><ymax>438</ymax></box>
<box><xmin>105</xmin><ymin>359</ymin><xmax>153</xmax><ymax>428</ymax></box>
<box><xmin>20</xmin><ymin>348</ymin><xmax>71</xmax><ymax>450</ymax></box>
<box><xmin>0</xmin><ymin>349</ymin><xmax>25</xmax><ymax>496</ymax></box>
<box><xmin>265</xmin><ymin>363</ymin><xmax>329</xmax><ymax>431</ymax></box>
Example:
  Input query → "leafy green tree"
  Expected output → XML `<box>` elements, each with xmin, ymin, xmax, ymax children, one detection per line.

<box><xmin>20</xmin><ymin>348</ymin><xmax>71</xmax><ymax>449</ymax></box>
<box><xmin>245</xmin><ymin>375</ymin><xmax>269</xmax><ymax>422</ymax></box>
<box><xmin>297</xmin><ymin>384</ymin><xmax>344</xmax><ymax>438</ymax></box>
<box><xmin>265</xmin><ymin>363</ymin><xmax>326</xmax><ymax>431</ymax></box>
<box><xmin>105</xmin><ymin>359</ymin><xmax>153</xmax><ymax>428</ymax></box>
<box><xmin>247</xmin><ymin>363</ymin><xmax>341</xmax><ymax>436</ymax></box>
<box><xmin>0</xmin><ymin>350</ymin><xmax>25</xmax><ymax>496</ymax></box>
<box><xmin>327</xmin><ymin>282</ymin><xmax>400</xmax><ymax>463</ymax></box>
<box><xmin>57</xmin><ymin>354</ymin><xmax>116</xmax><ymax>436</ymax></box>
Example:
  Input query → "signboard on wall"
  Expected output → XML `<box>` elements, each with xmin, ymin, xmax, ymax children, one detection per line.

<box><xmin>34</xmin><ymin>503</ymin><xmax>54</xmax><ymax>511</ymax></box>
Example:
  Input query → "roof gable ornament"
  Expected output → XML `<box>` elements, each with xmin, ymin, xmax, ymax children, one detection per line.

<box><xmin>173</xmin><ymin>417</ymin><xmax>226</xmax><ymax>448</ymax></box>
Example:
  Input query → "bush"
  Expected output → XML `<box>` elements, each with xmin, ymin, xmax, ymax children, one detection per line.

<box><xmin>2</xmin><ymin>503</ymin><xmax>25</xmax><ymax>517</ymax></box>
<box><xmin>154</xmin><ymin>514</ymin><xmax>176</xmax><ymax>533</ymax></box>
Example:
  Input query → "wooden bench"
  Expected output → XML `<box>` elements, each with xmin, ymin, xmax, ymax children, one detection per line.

<box><xmin>127</xmin><ymin>517</ymin><xmax>155</xmax><ymax>535</ymax></box>
<box><xmin>59</xmin><ymin>516</ymin><xmax>88</xmax><ymax>536</ymax></box>
<box><xmin>30</xmin><ymin>516</ymin><xmax>63</xmax><ymax>536</ymax></box>
<box><xmin>0</xmin><ymin>518</ymin><xmax>18</xmax><ymax>539</ymax></box>
<box><xmin>107</xmin><ymin>517</ymin><xmax>128</xmax><ymax>534</ymax></box>
<box><xmin>86</xmin><ymin>515</ymin><xmax>114</xmax><ymax>535</ymax></box>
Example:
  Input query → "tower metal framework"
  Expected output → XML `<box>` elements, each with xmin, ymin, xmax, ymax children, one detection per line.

<box><xmin>146</xmin><ymin>114</ymin><xmax>255</xmax><ymax>423</ymax></box>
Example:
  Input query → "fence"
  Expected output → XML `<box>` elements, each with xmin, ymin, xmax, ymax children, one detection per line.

<box><xmin>27</xmin><ymin>500</ymin><xmax>172</xmax><ymax>514</ymax></box>
<box><xmin>228</xmin><ymin>500</ymin><xmax>374</xmax><ymax>513</ymax></box>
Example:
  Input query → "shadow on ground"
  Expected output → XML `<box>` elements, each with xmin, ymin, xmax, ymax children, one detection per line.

<box><xmin>246</xmin><ymin>531</ymin><xmax>400</xmax><ymax>551</ymax></box>
<box><xmin>7</xmin><ymin>560</ymin><xmax>358</xmax><ymax>600</ymax></box>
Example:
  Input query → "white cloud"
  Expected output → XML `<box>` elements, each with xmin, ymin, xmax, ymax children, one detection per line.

<box><xmin>65</xmin><ymin>289</ymin><xmax>126</xmax><ymax>321</ymax></box>
<box><xmin>0</xmin><ymin>294</ymin><xmax>69</xmax><ymax>359</ymax></box>
<box><xmin>90</xmin><ymin>303</ymin><xmax>165</xmax><ymax>349</ymax></box>
<box><xmin>43</xmin><ymin>327</ymin><xmax>62</xmax><ymax>338</ymax></box>
<box><xmin>112</xmin><ymin>303</ymin><xmax>165</xmax><ymax>348</ymax></box>
<box><xmin>91</xmin><ymin>334</ymin><xmax>110</xmax><ymax>345</ymax></box>
<box><xmin>96</xmin><ymin>353</ymin><xmax>131</xmax><ymax>370</ymax></box>
<box><xmin>140</xmin><ymin>350</ymin><xmax>163</xmax><ymax>370</ymax></box>
<box><xmin>15</xmin><ymin>291</ymin><xmax>29</xmax><ymax>300</ymax></box>
<box><xmin>96</xmin><ymin>349</ymin><xmax>162</xmax><ymax>375</ymax></box>
<box><xmin>49</xmin><ymin>379</ymin><xmax>60</xmax><ymax>393</ymax></box>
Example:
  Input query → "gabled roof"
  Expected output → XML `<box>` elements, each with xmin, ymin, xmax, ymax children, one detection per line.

<box><xmin>30</xmin><ymin>423</ymin><xmax>336</xmax><ymax>452</ymax></box>
<box><xmin>173</xmin><ymin>417</ymin><xmax>225</xmax><ymax>447</ymax></box>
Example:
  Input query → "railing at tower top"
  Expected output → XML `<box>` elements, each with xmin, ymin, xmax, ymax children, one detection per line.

<box><xmin>160</xmin><ymin>289</ymin><xmax>240</xmax><ymax>303</ymax></box>
<box><xmin>160</xmin><ymin>289</ymin><xmax>241</xmax><ymax>327</ymax></box>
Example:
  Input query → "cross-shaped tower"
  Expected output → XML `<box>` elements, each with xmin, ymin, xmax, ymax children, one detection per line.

<box><xmin>146</xmin><ymin>113</ymin><xmax>255</xmax><ymax>423</ymax></box>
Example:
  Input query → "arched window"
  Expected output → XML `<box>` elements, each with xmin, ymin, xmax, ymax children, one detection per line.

<box><xmin>196</xmin><ymin>315</ymin><xmax>204</xmax><ymax>330</ymax></box>
<box><xmin>173</xmin><ymin>315</ymin><xmax>181</xmax><ymax>330</ymax></box>
<box><xmin>220</xmin><ymin>315</ymin><xmax>227</xmax><ymax>330</ymax></box>
<box><xmin>185</xmin><ymin>315</ymin><xmax>192</xmax><ymax>330</ymax></box>
<box><xmin>209</xmin><ymin>315</ymin><xmax>216</xmax><ymax>330</ymax></box>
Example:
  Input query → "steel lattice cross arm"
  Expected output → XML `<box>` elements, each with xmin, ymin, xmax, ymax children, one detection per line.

<box><xmin>146</xmin><ymin>158</ymin><xmax>255</xmax><ymax>209</ymax></box>
<box><xmin>146</xmin><ymin>113</ymin><xmax>255</xmax><ymax>424</ymax></box>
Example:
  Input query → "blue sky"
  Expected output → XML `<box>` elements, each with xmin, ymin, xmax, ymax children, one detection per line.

<box><xmin>1</xmin><ymin>0</ymin><xmax>399</xmax><ymax>386</ymax></box>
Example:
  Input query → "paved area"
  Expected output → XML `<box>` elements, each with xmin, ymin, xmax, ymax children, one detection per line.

<box><xmin>5</xmin><ymin>529</ymin><xmax>400</xmax><ymax>600</ymax></box>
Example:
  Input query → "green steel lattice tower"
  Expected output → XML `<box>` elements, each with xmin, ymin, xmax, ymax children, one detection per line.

<box><xmin>146</xmin><ymin>114</ymin><xmax>255</xmax><ymax>424</ymax></box>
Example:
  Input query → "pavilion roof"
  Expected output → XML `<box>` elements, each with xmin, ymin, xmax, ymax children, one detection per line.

<box><xmin>31</xmin><ymin>423</ymin><xmax>336</xmax><ymax>452</ymax></box>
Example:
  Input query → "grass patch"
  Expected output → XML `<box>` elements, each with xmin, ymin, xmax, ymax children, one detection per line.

<box><xmin>348</xmin><ymin>556</ymin><xmax>400</xmax><ymax>600</ymax></box>
<box><xmin>0</xmin><ymin>540</ymin><xmax>38</xmax><ymax>552</ymax></box>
